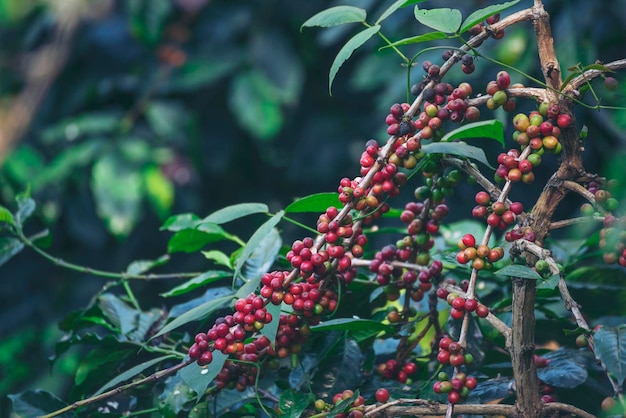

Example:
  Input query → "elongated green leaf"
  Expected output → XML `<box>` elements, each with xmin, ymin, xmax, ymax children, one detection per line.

<box><xmin>414</xmin><ymin>6</ymin><xmax>462</xmax><ymax>33</ymax></box>
<box><xmin>98</xmin><ymin>293</ymin><xmax>139</xmax><ymax>336</ymax></box>
<box><xmin>202</xmin><ymin>203</ymin><xmax>268</xmax><ymax>224</ymax></box>
<box><xmin>329</xmin><ymin>25</ymin><xmax>380</xmax><ymax>95</ymax></box>
<box><xmin>0</xmin><ymin>206</ymin><xmax>14</xmax><ymax>226</ymax></box>
<box><xmin>160</xmin><ymin>271</ymin><xmax>233</xmax><ymax>298</ymax></box>
<box><xmin>242</xmin><ymin>227</ymin><xmax>282</xmax><ymax>280</ymax></box>
<box><xmin>234</xmin><ymin>211</ymin><xmax>284</xmax><ymax>280</ymax></box>
<box><xmin>161</xmin><ymin>213</ymin><xmax>201</xmax><ymax>231</ymax></box>
<box><xmin>311</xmin><ymin>318</ymin><xmax>394</xmax><ymax>334</ymax></box>
<box><xmin>202</xmin><ymin>250</ymin><xmax>232</xmax><ymax>269</ymax></box>
<box><xmin>167</xmin><ymin>223</ymin><xmax>238</xmax><ymax>253</ymax></box>
<box><xmin>0</xmin><ymin>237</ymin><xmax>25</xmax><ymax>267</ymax></box>
<box><xmin>422</xmin><ymin>142</ymin><xmax>492</xmax><ymax>168</ymax></box>
<box><xmin>261</xmin><ymin>302</ymin><xmax>282</xmax><ymax>348</ymax></box>
<box><xmin>15</xmin><ymin>195</ymin><xmax>35</xmax><ymax>227</ymax></box>
<box><xmin>8</xmin><ymin>390</ymin><xmax>68</xmax><ymax>417</ymax></box>
<box><xmin>180</xmin><ymin>351</ymin><xmax>228</xmax><ymax>397</ymax></box>
<box><xmin>126</xmin><ymin>255</ymin><xmax>170</xmax><ymax>275</ymax></box>
<box><xmin>382</xmin><ymin>31</ymin><xmax>448</xmax><ymax>49</ymax></box>
<box><xmin>94</xmin><ymin>355</ymin><xmax>176</xmax><ymax>395</ymax></box>
<box><xmin>153</xmin><ymin>295</ymin><xmax>232</xmax><ymax>339</ymax></box>
<box><xmin>441</xmin><ymin>120</ymin><xmax>504</xmax><ymax>145</ymax></box>
<box><xmin>494</xmin><ymin>264</ymin><xmax>542</xmax><ymax>279</ymax></box>
<box><xmin>594</xmin><ymin>325</ymin><xmax>626</xmax><ymax>384</ymax></box>
<box><xmin>75</xmin><ymin>346</ymin><xmax>134</xmax><ymax>386</ymax></box>
<box><xmin>285</xmin><ymin>192</ymin><xmax>341</xmax><ymax>213</ymax></box>
<box><xmin>301</xmin><ymin>6</ymin><xmax>366</xmax><ymax>30</ymax></box>
<box><xmin>460</xmin><ymin>1</ymin><xmax>520</xmax><ymax>34</ymax></box>
<box><xmin>376</xmin><ymin>0</ymin><xmax>409</xmax><ymax>24</ymax></box>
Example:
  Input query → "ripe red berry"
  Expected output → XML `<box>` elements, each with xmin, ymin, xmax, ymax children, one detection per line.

<box><xmin>461</xmin><ymin>234</ymin><xmax>476</xmax><ymax>248</ymax></box>
<box><xmin>475</xmin><ymin>191</ymin><xmax>490</xmax><ymax>205</ymax></box>
<box><xmin>375</xmin><ymin>388</ymin><xmax>390</xmax><ymax>403</ymax></box>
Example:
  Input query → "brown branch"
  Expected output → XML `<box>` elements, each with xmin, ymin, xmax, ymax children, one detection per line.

<box><xmin>564</xmin><ymin>58</ymin><xmax>626</xmax><ymax>93</ymax></box>
<box><xmin>549</xmin><ymin>215</ymin><xmax>604</xmax><ymax>230</ymax></box>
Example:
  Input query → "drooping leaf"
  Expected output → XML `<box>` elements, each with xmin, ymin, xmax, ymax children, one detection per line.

<box><xmin>241</xmin><ymin>227</ymin><xmax>282</xmax><ymax>281</ymax></box>
<box><xmin>75</xmin><ymin>346</ymin><xmax>135</xmax><ymax>386</ymax></box>
<box><xmin>422</xmin><ymin>142</ymin><xmax>493</xmax><ymax>168</ymax></box>
<box><xmin>594</xmin><ymin>325</ymin><xmax>626</xmax><ymax>384</ymax></box>
<box><xmin>234</xmin><ymin>211</ymin><xmax>284</xmax><ymax>280</ymax></box>
<box><xmin>180</xmin><ymin>351</ymin><xmax>228</xmax><ymax>397</ymax></box>
<box><xmin>279</xmin><ymin>389</ymin><xmax>312</xmax><ymax>418</ymax></box>
<box><xmin>285</xmin><ymin>192</ymin><xmax>342</xmax><ymax>213</ymax></box>
<box><xmin>301</xmin><ymin>6</ymin><xmax>366</xmax><ymax>30</ymax></box>
<box><xmin>94</xmin><ymin>355</ymin><xmax>177</xmax><ymax>395</ymax></box>
<box><xmin>15</xmin><ymin>195</ymin><xmax>35</xmax><ymax>227</ymax></box>
<box><xmin>143</xmin><ymin>165</ymin><xmax>175</xmax><ymax>220</ymax></box>
<box><xmin>375</xmin><ymin>0</ymin><xmax>410</xmax><ymax>24</ymax></box>
<box><xmin>202</xmin><ymin>203</ymin><xmax>269</xmax><ymax>225</ymax></box>
<box><xmin>494</xmin><ymin>265</ymin><xmax>542</xmax><ymax>280</ymax></box>
<box><xmin>382</xmin><ymin>31</ymin><xmax>448</xmax><ymax>49</ymax></box>
<box><xmin>460</xmin><ymin>1</ymin><xmax>520</xmax><ymax>34</ymax></box>
<box><xmin>160</xmin><ymin>271</ymin><xmax>233</xmax><ymax>298</ymax></box>
<box><xmin>8</xmin><ymin>390</ymin><xmax>69</xmax><ymax>418</ymax></box>
<box><xmin>161</xmin><ymin>213</ymin><xmax>201</xmax><ymax>231</ymax></box>
<box><xmin>0</xmin><ymin>206</ymin><xmax>14</xmax><ymax>226</ymax></box>
<box><xmin>98</xmin><ymin>293</ymin><xmax>140</xmax><ymax>336</ymax></box>
<box><xmin>0</xmin><ymin>237</ymin><xmax>25</xmax><ymax>268</ymax></box>
<box><xmin>125</xmin><ymin>255</ymin><xmax>170</xmax><ymax>276</ymax></box>
<box><xmin>311</xmin><ymin>318</ymin><xmax>393</xmax><ymax>335</ymax></box>
<box><xmin>329</xmin><ymin>25</ymin><xmax>381</xmax><ymax>95</ymax></box>
<box><xmin>441</xmin><ymin>120</ymin><xmax>504</xmax><ymax>146</ymax></box>
<box><xmin>310</xmin><ymin>337</ymin><xmax>364</xmax><ymax>400</ymax></box>
<box><xmin>153</xmin><ymin>294</ymin><xmax>233</xmax><ymax>339</ymax></box>
<box><xmin>261</xmin><ymin>302</ymin><xmax>282</xmax><ymax>348</ymax></box>
<box><xmin>414</xmin><ymin>6</ymin><xmax>462</xmax><ymax>33</ymax></box>
<box><xmin>202</xmin><ymin>250</ymin><xmax>233</xmax><ymax>269</ymax></box>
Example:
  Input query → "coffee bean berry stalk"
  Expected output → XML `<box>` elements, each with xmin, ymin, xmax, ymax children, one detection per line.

<box><xmin>3</xmin><ymin>1</ymin><xmax>626</xmax><ymax>418</ymax></box>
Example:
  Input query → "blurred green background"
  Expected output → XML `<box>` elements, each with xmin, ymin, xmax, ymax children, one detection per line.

<box><xmin>0</xmin><ymin>0</ymin><xmax>625</xmax><ymax>414</ymax></box>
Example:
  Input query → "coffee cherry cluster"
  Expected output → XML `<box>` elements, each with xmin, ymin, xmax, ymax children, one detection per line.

<box><xmin>445</xmin><ymin>291</ymin><xmax>490</xmax><ymax>319</ymax></box>
<box><xmin>415</xmin><ymin>81</ymin><xmax>481</xmax><ymax>134</ymax></box>
<box><xmin>313</xmin><ymin>390</ymin><xmax>365</xmax><ymax>418</ymax></box>
<box><xmin>472</xmin><ymin>191</ymin><xmax>524</xmax><ymax>230</ymax></box>
<box><xmin>288</xmin><ymin>282</ymin><xmax>338</xmax><ymax>318</ymax></box>
<box><xmin>455</xmin><ymin>233</ymin><xmax>505</xmax><ymax>271</ymax></box>
<box><xmin>376</xmin><ymin>358</ymin><xmax>418</xmax><ymax>383</ymax></box>
<box><xmin>274</xmin><ymin>314</ymin><xmax>309</xmax><ymax>358</ymax></box>
<box><xmin>512</xmin><ymin>104</ymin><xmax>571</xmax><ymax>155</ymax></box>
<box><xmin>385</xmin><ymin>102</ymin><xmax>416</xmax><ymax>136</ymax></box>
<box><xmin>436</xmin><ymin>336</ymin><xmax>473</xmax><ymax>368</ymax></box>
<box><xmin>598</xmin><ymin>215</ymin><xmax>626</xmax><ymax>266</ymax></box>
<box><xmin>583</xmin><ymin>181</ymin><xmax>620</xmax><ymax>212</ymax></box>
<box><xmin>504</xmin><ymin>226</ymin><xmax>536</xmax><ymax>243</ymax></box>
<box><xmin>433</xmin><ymin>371</ymin><xmax>478</xmax><ymax>405</ymax></box>
<box><xmin>486</xmin><ymin>71</ymin><xmax>517</xmax><ymax>112</ymax></box>
<box><xmin>495</xmin><ymin>148</ymin><xmax>536</xmax><ymax>184</ymax></box>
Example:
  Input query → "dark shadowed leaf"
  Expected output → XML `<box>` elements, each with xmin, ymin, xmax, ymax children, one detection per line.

<box><xmin>495</xmin><ymin>265</ymin><xmax>542</xmax><ymax>279</ymax></box>
<box><xmin>180</xmin><ymin>351</ymin><xmax>228</xmax><ymax>397</ymax></box>
<box><xmin>168</xmin><ymin>287</ymin><xmax>233</xmax><ymax>319</ymax></box>
<box><xmin>98</xmin><ymin>293</ymin><xmax>139</xmax><ymax>336</ymax></box>
<box><xmin>536</xmin><ymin>357</ymin><xmax>588</xmax><ymax>388</ymax></box>
<box><xmin>279</xmin><ymin>389</ymin><xmax>312</xmax><ymax>418</ymax></box>
<box><xmin>594</xmin><ymin>325</ymin><xmax>626</xmax><ymax>384</ymax></box>
<box><xmin>285</xmin><ymin>192</ymin><xmax>342</xmax><ymax>213</ymax></box>
<box><xmin>466</xmin><ymin>377</ymin><xmax>514</xmax><ymax>403</ymax></box>
<box><xmin>153</xmin><ymin>294</ymin><xmax>232</xmax><ymax>339</ymax></box>
<box><xmin>301</xmin><ymin>6</ymin><xmax>366</xmax><ymax>30</ymax></box>
<box><xmin>422</xmin><ymin>142</ymin><xmax>492</xmax><ymax>168</ymax></box>
<box><xmin>202</xmin><ymin>203</ymin><xmax>268</xmax><ymax>225</ymax></box>
<box><xmin>167</xmin><ymin>56</ymin><xmax>240</xmax><ymax>92</ymax></box>
<box><xmin>158</xmin><ymin>373</ymin><xmax>196</xmax><ymax>415</ymax></box>
<box><xmin>414</xmin><ymin>6</ymin><xmax>462</xmax><ymax>33</ymax></box>
<box><xmin>329</xmin><ymin>25</ymin><xmax>380</xmax><ymax>95</ymax></box>
<box><xmin>160</xmin><ymin>270</ymin><xmax>233</xmax><ymax>298</ymax></box>
<box><xmin>75</xmin><ymin>346</ymin><xmax>135</xmax><ymax>386</ymax></box>
<box><xmin>441</xmin><ymin>120</ymin><xmax>504</xmax><ymax>145</ymax></box>
<box><xmin>460</xmin><ymin>1</ymin><xmax>520</xmax><ymax>34</ymax></box>
<box><xmin>8</xmin><ymin>390</ymin><xmax>69</xmax><ymax>418</ymax></box>
<box><xmin>234</xmin><ymin>211</ymin><xmax>284</xmax><ymax>280</ymax></box>
<box><xmin>0</xmin><ymin>237</ymin><xmax>24</xmax><ymax>267</ymax></box>
<box><xmin>94</xmin><ymin>355</ymin><xmax>177</xmax><ymax>395</ymax></box>
<box><xmin>127</xmin><ymin>0</ymin><xmax>172</xmax><ymax>45</ymax></box>
<box><xmin>311</xmin><ymin>336</ymin><xmax>363</xmax><ymax>399</ymax></box>
<box><xmin>261</xmin><ymin>302</ymin><xmax>282</xmax><ymax>348</ymax></box>
<box><xmin>311</xmin><ymin>318</ymin><xmax>393</xmax><ymax>335</ymax></box>
<box><xmin>40</xmin><ymin>111</ymin><xmax>120</xmax><ymax>143</ymax></box>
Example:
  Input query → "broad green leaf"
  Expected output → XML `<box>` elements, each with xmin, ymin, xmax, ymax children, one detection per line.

<box><xmin>15</xmin><ymin>195</ymin><xmax>35</xmax><ymax>227</ymax></box>
<box><xmin>301</xmin><ymin>6</ymin><xmax>366</xmax><ymax>30</ymax></box>
<box><xmin>279</xmin><ymin>389</ymin><xmax>312</xmax><ymax>418</ymax></box>
<box><xmin>329</xmin><ymin>25</ymin><xmax>380</xmax><ymax>95</ymax></box>
<box><xmin>460</xmin><ymin>1</ymin><xmax>520</xmax><ymax>34</ymax></box>
<box><xmin>180</xmin><ymin>351</ymin><xmax>228</xmax><ymax>397</ymax></box>
<box><xmin>241</xmin><ymin>227</ymin><xmax>282</xmax><ymax>281</ymax></box>
<box><xmin>261</xmin><ymin>302</ymin><xmax>282</xmax><ymax>348</ymax></box>
<box><xmin>494</xmin><ymin>265</ymin><xmax>542</xmax><ymax>280</ymax></box>
<box><xmin>537</xmin><ymin>273</ymin><xmax>560</xmax><ymax>290</ymax></box>
<box><xmin>285</xmin><ymin>192</ymin><xmax>342</xmax><ymax>213</ymax></box>
<box><xmin>75</xmin><ymin>346</ymin><xmax>134</xmax><ymax>386</ymax></box>
<box><xmin>98</xmin><ymin>293</ymin><xmax>139</xmax><ymax>336</ymax></box>
<box><xmin>202</xmin><ymin>203</ymin><xmax>268</xmax><ymax>224</ymax></box>
<box><xmin>125</xmin><ymin>255</ymin><xmax>170</xmax><ymax>276</ymax></box>
<box><xmin>376</xmin><ymin>0</ymin><xmax>409</xmax><ymax>24</ymax></box>
<box><xmin>168</xmin><ymin>56</ymin><xmax>239</xmax><ymax>91</ymax></box>
<box><xmin>161</xmin><ymin>213</ymin><xmax>201</xmax><ymax>231</ymax></box>
<box><xmin>382</xmin><ymin>31</ymin><xmax>448</xmax><ymax>49</ymax></box>
<box><xmin>94</xmin><ymin>355</ymin><xmax>176</xmax><ymax>395</ymax></box>
<box><xmin>160</xmin><ymin>271</ymin><xmax>233</xmax><ymax>298</ymax></box>
<box><xmin>594</xmin><ymin>325</ymin><xmax>626</xmax><ymax>384</ymax></box>
<box><xmin>414</xmin><ymin>6</ymin><xmax>462</xmax><ymax>34</ymax></box>
<box><xmin>40</xmin><ymin>111</ymin><xmax>120</xmax><ymax>143</ymax></box>
<box><xmin>311</xmin><ymin>318</ymin><xmax>394</xmax><ymax>335</ymax></box>
<box><xmin>441</xmin><ymin>120</ymin><xmax>504</xmax><ymax>145</ymax></box>
<box><xmin>234</xmin><ymin>211</ymin><xmax>284</xmax><ymax>280</ymax></box>
<box><xmin>8</xmin><ymin>390</ymin><xmax>68</xmax><ymax>417</ymax></box>
<box><xmin>229</xmin><ymin>70</ymin><xmax>283</xmax><ymax>141</ymax></box>
<box><xmin>0</xmin><ymin>237</ymin><xmax>24</xmax><ymax>267</ymax></box>
<box><xmin>167</xmin><ymin>223</ymin><xmax>238</xmax><ymax>253</ymax></box>
<box><xmin>144</xmin><ymin>165</ymin><xmax>174</xmax><ymax>219</ymax></box>
<box><xmin>91</xmin><ymin>152</ymin><xmax>143</xmax><ymax>237</ymax></box>
<box><xmin>422</xmin><ymin>142</ymin><xmax>492</xmax><ymax>168</ymax></box>
<box><xmin>153</xmin><ymin>295</ymin><xmax>232</xmax><ymax>339</ymax></box>
<box><xmin>202</xmin><ymin>250</ymin><xmax>233</xmax><ymax>269</ymax></box>
<box><xmin>158</xmin><ymin>373</ymin><xmax>195</xmax><ymax>416</ymax></box>
<box><xmin>0</xmin><ymin>206</ymin><xmax>14</xmax><ymax>225</ymax></box>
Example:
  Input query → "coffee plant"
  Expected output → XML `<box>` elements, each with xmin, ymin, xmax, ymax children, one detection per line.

<box><xmin>2</xmin><ymin>1</ymin><xmax>626</xmax><ymax>417</ymax></box>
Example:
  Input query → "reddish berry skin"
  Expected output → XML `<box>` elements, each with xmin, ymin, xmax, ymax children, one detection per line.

<box><xmin>375</xmin><ymin>388</ymin><xmax>390</xmax><ymax>403</ymax></box>
<box><xmin>476</xmin><ymin>304</ymin><xmax>490</xmax><ymax>318</ymax></box>
<box><xmin>462</xmin><ymin>234</ymin><xmax>476</xmax><ymax>248</ymax></box>
<box><xmin>475</xmin><ymin>191</ymin><xmax>490</xmax><ymax>205</ymax></box>
<box><xmin>557</xmin><ymin>113</ymin><xmax>572</xmax><ymax>128</ymax></box>
<box><xmin>447</xmin><ymin>391</ymin><xmax>461</xmax><ymax>404</ymax></box>
<box><xmin>465</xmin><ymin>376</ymin><xmax>477</xmax><ymax>390</ymax></box>
<box><xmin>464</xmin><ymin>298</ymin><xmax>478</xmax><ymax>312</ymax></box>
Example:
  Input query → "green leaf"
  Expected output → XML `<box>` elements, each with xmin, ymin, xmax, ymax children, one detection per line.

<box><xmin>285</xmin><ymin>192</ymin><xmax>342</xmax><ymax>213</ymax></box>
<box><xmin>202</xmin><ymin>250</ymin><xmax>233</xmax><ymax>269</ymax></box>
<box><xmin>441</xmin><ymin>120</ymin><xmax>504</xmax><ymax>146</ymax></box>
<box><xmin>152</xmin><ymin>295</ymin><xmax>233</xmax><ymax>339</ymax></box>
<box><xmin>279</xmin><ymin>389</ymin><xmax>312</xmax><ymax>418</ymax></box>
<box><xmin>8</xmin><ymin>390</ymin><xmax>68</xmax><ymax>418</ymax></box>
<box><xmin>167</xmin><ymin>223</ymin><xmax>237</xmax><ymax>253</ymax></box>
<box><xmin>202</xmin><ymin>203</ymin><xmax>269</xmax><ymax>224</ymax></box>
<box><xmin>311</xmin><ymin>318</ymin><xmax>394</xmax><ymax>335</ymax></box>
<box><xmin>143</xmin><ymin>165</ymin><xmax>174</xmax><ymax>220</ymax></box>
<box><xmin>301</xmin><ymin>6</ymin><xmax>366</xmax><ymax>30</ymax></box>
<box><xmin>414</xmin><ymin>6</ymin><xmax>462</xmax><ymax>33</ymax></box>
<box><xmin>32</xmin><ymin>140</ymin><xmax>103</xmax><ymax>190</ymax></box>
<box><xmin>161</xmin><ymin>213</ymin><xmax>201</xmax><ymax>231</ymax></box>
<box><xmin>180</xmin><ymin>351</ymin><xmax>228</xmax><ymax>397</ymax></box>
<box><xmin>168</xmin><ymin>56</ymin><xmax>240</xmax><ymax>91</ymax></box>
<box><xmin>241</xmin><ymin>227</ymin><xmax>282</xmax><ymax>281</ymax></box>
<box><xmin>537</xmin><ymin>273</ymin><xmax>560</xmax><ymax>290</ymax></box>
<box><xmin>75</xmin><ymin>346</ymin><xmax>134</xmax><ymax>386</ymax></box>
<box><xmin>91</xmin><ymin>152</ymin><xmax>143</xmax><ymax>237</ymax></box>
<box><xmin>98</xmin><ymin>293</ymin><xmax>139</xmax><ymax>336</ymax></box>
<box><xmin>460</xmin><ymin>1</ymin><xmax>520</xmax><ymax>34</ymax></box>
<box><xmin>160</xmin><ymin>271</ymin><xmax>233</xmax><ymax>298</ymax></box>
<box><xmin>376</xmin><ymin>0</ymin><xmax>409</xmax><ymax>24</ymax></box>
<box><xmin>94</xmin><ymin>355</ymin><xmax>176</xmax><ymax>395</ymax></box>
<box><xmin>422</xmin><ymin>142</ymin><xmax>493</xmax><ymax>168</ymax></box>
<box><xmin>127</xmin><ymin>0</ymin><xmax>172</xmax><ymax>45</ymax></box>
<box><xmin>15</xmin><ymin>195</ymin><xmax>35</xmax><ymax>227</ymax></box>
<box><xmin>329</xmin><ymin>25</ymin><xmax>380</xmax><ymax>95</ymax></box>
<box><xmin>494</xmin><ymin>265</ymin><xmax>542</xmax><ymax>279</ymax></box>
<box><xmin>145</xmin><ymin>101</ymin><xmax>188</xmax><ymax>139</ymax></box>
<box><xmin>125</xmin><ymin>255</ymin><xmax>170</xmax><ymax>276</ymax></box>
<box><xmin>261</xmin><ymin>302</ymin><xmax>282</xmax><ymax>348</ymax></box>
<box><xmin>229</xmin><ymin>70</ymin><xmax>283</xmax><ymax>141</ymax></box>
<box><xmin>0</xmin><ymin>237</ymin><xmax>24</xmax><ymax>267</ymax></box>
<box><xmin>0</xmin><ymin>205</ymin><xmax>14</xmax><ymax>226</ymax></box>
<box><xmin>594</xmin><ymin>325</ymin><xmax>626</xmax><ymax>384</ymax></box>
<box><xmin>382</xmin><ymin>31</ymin><xmax>448</xmax><ymax>49</ymax></box>
<box><xmin>234</xmin><ymin>211</ymin><xmax>284</xmax><ymax>280</ymax></box>
<box><xmin>40</xmin><ymin>111</ymin><xmax>120</xmax><ymax>143</ymax></box>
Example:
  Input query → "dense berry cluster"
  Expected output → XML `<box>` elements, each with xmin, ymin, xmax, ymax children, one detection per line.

<box><xmin>598</xmin><ymin>215</ymin><xmax>626</xmax><ymax>266</ymax></box>
<box><xmin>455</xmin><ymin>233</ymin><xmax>505</xmax><ymax>271</ymax></box>
<box><xmin>433</xmin><ymin>371</ymin><xmax>478</xmax><ymax>405</ymax></box>
<box><xmin>376</xmin><ymin>358</ymin><xmax>418</xmax><ymax>383</ymax></box>
<box><xmin>471</xmin><ymin>191</ymin><xmax>524</xmax><ymax>231</ymax></box>
<box><xmin>495</xmin><ymin>148</ymin><xmax>536</xmax><ymax>184</ymax></box>
<box><xmin>314</xmin><ymin>390</ymin><xmax>366</xmax><ymax>418</ymax></box>
<box><xmin>512</xmin><ymin>103</ymin><xmax>570</xmax><ymax>156</ymax></box>
<box><xmin>486</xmin><ymin>71</ymin><xmax>517</xmax><ymax>112</ymax></box>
